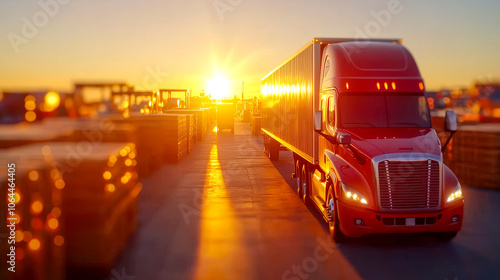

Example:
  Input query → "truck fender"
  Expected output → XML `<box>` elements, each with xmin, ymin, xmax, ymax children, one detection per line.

<box><xmin>324</xmin><ymin>150</ymin><xmax>374</xmax><ymax>208</ymax></box>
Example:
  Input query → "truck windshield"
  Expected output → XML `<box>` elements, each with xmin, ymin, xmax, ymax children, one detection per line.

<box><xmin>340</xmin><ymin>94</ymin><xmax>431</xmax><ymax>128</ymax></box>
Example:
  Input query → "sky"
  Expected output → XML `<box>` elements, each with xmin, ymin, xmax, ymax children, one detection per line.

<box><xmin>0</xmin><ymin>0</ymin><xmax>499</xmax><ymax>99</ymax></box>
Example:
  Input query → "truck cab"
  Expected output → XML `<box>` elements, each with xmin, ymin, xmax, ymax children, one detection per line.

<box><xmin>312</xmin><ymin>41</ymin><xmax>464</xmax><ymax>240</ymax></box>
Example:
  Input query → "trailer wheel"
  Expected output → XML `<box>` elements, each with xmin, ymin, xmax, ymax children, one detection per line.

<box><xmin>299</xmin><ymin>164</ymin><xmax>308</xmax><ymax>204</ymax></box>
<box><xmin>327</xmin><ymin>185</ymin><xmax>346</xmax><ymax>242</ymax></box>
<box><xmin>295</xmin><ymin>160</ymin><xmax>301</xmax><ymax>196</ymax></box>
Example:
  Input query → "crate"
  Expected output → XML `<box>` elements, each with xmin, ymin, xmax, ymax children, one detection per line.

<box><xmin>106</xmin><ymin>113</ymin><xmax>188</xmax><ymax>174</ymax></box>
<box><xmin>0</xmin><ymin>156</ymin><xmax>66</xmax><ymax>280</ymax></box>
<box><xmin>451</xmin><ymin>123</ymin><xmax>500</xmax><ymax>189</ymax></box>
<box><xmin>454</xmin><ymin>124</ymin><xmax>500</xmax><ymax>149</ymax></box>
<box><xmin>454</xmin><ymin>163</ymin><xmax>500</xmax><ymax>189</ymax></box>
<box><xmin>165</xmin><ymin>109</ymin><xmax>207</xmax><ymax>141</ymax></box>
<box><xmin>164</xmin><ymin>112</ymin><xmax>196</xmax><ymax>153</ymax></box>
<box><xmin>252</xmin><ymin>115</ymin><xmax>262</xmax><ymax>135</ymax></box>
<box><xmin>0</xmin><ymin>123</ymin><xmax>73</xmax><ymax>149</ymax></box>
<box><xmin>0</xmin><ymin>142</ymin><xmax>141</xmax><ymax>274</ymax></box>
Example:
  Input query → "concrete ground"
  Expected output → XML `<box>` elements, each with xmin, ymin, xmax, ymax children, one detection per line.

<box><xmin>111</xmin><ymin>122</ymin><xmax>500</xmax><ymax>280</ymax></box>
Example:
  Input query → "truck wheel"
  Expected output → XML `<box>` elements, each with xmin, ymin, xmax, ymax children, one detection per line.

<box><xmin>295</xmin><ymin>160</ymin><xmax>301</xmax><ymax>196</ymax></box>
<box><xmin>327</xmin><ymin>185</ymin><xmax>346</xmax><ymax>242</ymax></box>
<box><xmin>300</xmin><ymin>164</ymin><xmax>308</xmax><ymax>204</ymax></box>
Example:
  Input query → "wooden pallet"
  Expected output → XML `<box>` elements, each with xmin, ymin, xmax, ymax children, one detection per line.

<box><xmin>0</xmin><ymin>156</ymin><xmax>66</xmax><ymax>280</ymax></box>
<box><xmin>451</xmin><ymin>123</ymin><xmax>500</xmax><ymax>189</ymax></box>
<box><xmin>0</xmin><ymin>142</ymin><xmax>141</xmax><ymax>273</ymax></box>
<box><xmin>165</xmin><ymin>109</ymin><xmax>208</xmax><ymax>141</ymax></box>
<box><xmin>0</xmin><ymin>123</ymin><xmax>73</xmax><ymax>149</ymax></box>
<box><xmin>106</xmin><ymin>113</ymin><xmax>189</xmax><ymax>174</ymax></box>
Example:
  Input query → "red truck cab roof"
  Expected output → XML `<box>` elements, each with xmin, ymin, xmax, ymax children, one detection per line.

<box><xmin>321</xmin><ymin>41</ymin><xmax>425</xmax><ymax>93</ymax></box>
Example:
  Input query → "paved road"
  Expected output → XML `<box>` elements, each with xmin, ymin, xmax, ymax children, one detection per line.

<box><xmin>111</xmin><ymin>122</ymin><xmax>500</xmax><ymax>280</ymax></box>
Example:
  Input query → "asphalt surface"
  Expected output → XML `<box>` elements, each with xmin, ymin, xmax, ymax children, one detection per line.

<box><xmin>111</xmin><ymin>122</ymin><xmax>500</xmax><ymax>280</ymax></box>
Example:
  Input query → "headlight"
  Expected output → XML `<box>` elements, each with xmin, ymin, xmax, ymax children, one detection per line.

<box><xmin>341</xmin><ymin>182</ymin><xmax>368</xmax><ymax>205</ymax></box>
<box><xmin>446</xmin><ymin>182</ymin><xmax>463</xmax><ymax>203</ymax></box>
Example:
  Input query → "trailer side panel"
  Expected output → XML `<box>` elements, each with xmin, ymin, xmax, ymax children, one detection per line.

<box><xmin>261</xmin><ymin>42</ymin><xmax>318</xmax><ymax>163</ymax></box>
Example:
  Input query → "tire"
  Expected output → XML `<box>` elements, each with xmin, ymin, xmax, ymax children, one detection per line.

<box><xmin>295</xmin><ymin>160</ymin><xmax>301</xmax><ymax>196</ymax></box>
<box><xmin>300</xmin><ymin>164</ymin><xmax>308</xmax><ymax>203</ymax></box>
<box><xmin>327</xmin><ymin>185</ymin><xmax>346</xmax><ymax>242</ymax></box>
<box><xmin>436</xmin><ymin>232</ymin><xmax>458</xmax><ymax>241</ymax></box>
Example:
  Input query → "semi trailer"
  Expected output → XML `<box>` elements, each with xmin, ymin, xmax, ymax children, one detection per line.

<box><xmin>261</xmin><ymin>38</ymin><xmax>464</xmax><ymax>240</ymax></box>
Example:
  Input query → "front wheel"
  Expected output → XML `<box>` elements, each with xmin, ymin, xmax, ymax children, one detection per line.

<box><xmin>327</xmin><ymin>186</ymin><xmax>346</xmax><ymax>242</ymax></box>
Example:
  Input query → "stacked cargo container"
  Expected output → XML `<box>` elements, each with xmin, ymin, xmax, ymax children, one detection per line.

<box><xmin>0</xmin><ymin>142</ymin><xmax>141</xmax><ymax>277</ymax></box>
<box><xmin>452</xmin><ymin>124</ymin><xmax>500</xmax><ymax>189</ymax></box>
<box><xmin>0</xmin><ymin>157</ymin><xmax>66</xmax><ymax>280</ymax></box>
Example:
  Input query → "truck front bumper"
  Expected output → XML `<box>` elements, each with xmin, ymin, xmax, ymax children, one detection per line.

<box><xmin>337</xmin><ymin>200</ymin><xmax>464</xmax><ymax>238</ymax></box>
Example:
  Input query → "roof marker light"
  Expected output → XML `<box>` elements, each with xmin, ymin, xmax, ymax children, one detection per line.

<box><xmin>419</xmin><ymin>82</ymin><xmax>424</xmax><ymax>91</ymax></box>
<box><xmin>377</xmin><ymin>83</ymin><xmax>381</xmax><ymax>90</ymax></box>
<box><xmin>345</xmin><ymin>83</ymin><xmax>349</xmax><ymax>90</ymax></box>
<box><xmin>384</xmin><ymin>82</ymin><xmax>388</xmax><ymax>90</ymax></box>
<box><xmin>392</xmin><ymin>82</ymin><xmax>396</xmax><ymax>90</ymax></box>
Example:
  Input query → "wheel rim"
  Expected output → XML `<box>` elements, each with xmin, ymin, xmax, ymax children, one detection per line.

<box><xmin>296</xmin><ymin>162</ymin><xmax>301</xmax><ymax>195</ymax></box>
<box><xmin>328</xmin><ymin>194</ymin><xmax>335</xmax><ymax>234</ymax></box>
<box><xmin>301</xmin><ymin>168</ymin><xmax>307</xmax><ymax>201</ymax></box>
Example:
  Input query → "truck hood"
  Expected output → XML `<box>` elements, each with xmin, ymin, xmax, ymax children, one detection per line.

<box><xmin>344</xmin><ymin>128</ymin><xmax>441</xmax><ymax>159</ymax></box>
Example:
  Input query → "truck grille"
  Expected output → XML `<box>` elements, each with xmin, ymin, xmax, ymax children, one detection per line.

<box><xmin>378</xmin><ymin>160</ymin><xmax>440</xmax><ymax>210</ymax></box>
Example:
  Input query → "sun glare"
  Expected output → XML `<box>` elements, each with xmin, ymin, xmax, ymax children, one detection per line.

<box><xmin>207</xmin><ymin>76</ymin><xmax>231</xmax><ymax>100</ymax></box>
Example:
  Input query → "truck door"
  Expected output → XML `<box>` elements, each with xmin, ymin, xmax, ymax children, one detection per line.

<box><xmin>313</xmin><ymin>93</ymin><xmax>336</xmax><ymax>202</ymax></box>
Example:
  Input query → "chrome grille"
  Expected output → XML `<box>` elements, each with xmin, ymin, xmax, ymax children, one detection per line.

<box><xmin>378</xmin><ymin>160</ymin><xmax>440</xmax><ymax>210</ymax></box>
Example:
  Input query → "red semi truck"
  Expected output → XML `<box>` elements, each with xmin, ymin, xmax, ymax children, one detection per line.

<box><xmin>261</xmin><ymin>38</ymin><xmax>464</xmax><ymax>240</ymax></box>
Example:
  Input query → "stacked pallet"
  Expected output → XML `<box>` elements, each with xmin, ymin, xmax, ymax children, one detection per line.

<box><xmin>0</xmin><ymin>123</ymin><xmax>73</xmax><ymax>149</ymax></box>
<box><xmin>0</xmin><ymin>118</ymin><xmax>137</xmax><ymax>150</ymax></box>
<box><xmin>452</xmin><ymin>124</ymin><xmax>500</xmax><ymax>189</ymax></box>
<box><xmin>106</xmin><ymin>113</ymin><xmax>188</xmax><ymax>174</ymax></box>
<box><xmin>41</xmin><ymin>118</ymin><xmax>138</xmax><ymax>144</ymax></box>
<box><xmin>251</xmin><ymin>114</ymin><xmax>262</xmax><ymax>135</ymax></box>
<box><xmin>0</xmin><ymin>157</ymin><xmax>66</xmax><ymax>280</ymax></box>
<box><xmin>201</xmin><ymin>107</ymin><xmax>215</xmax><ymax>130</ymax></box>
<box><xmin>0</xmin><ymin>142</ymin><xmax>141</xmax><ymax>275</ymax></box>
<box><xmin>188</xmin><ymin>114</ymin><xmax>196</xmax><ymax>152</ymax></box>
<box><xmin>161</xmin><ymin>114</ymin><xmax>188</xmax><ymax>163</ymax></box>
<box><xmin>164</xmin><ymin>112</ymin><xmax>196</xmax><ymax>153</ymax></box>
<box><xmin>165</xmin><ymin>109</ymin><xmax>208</xmax><ymax>141</ymax></box>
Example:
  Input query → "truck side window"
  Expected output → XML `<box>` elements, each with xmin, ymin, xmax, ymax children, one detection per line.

<box><xmin>328</xmin><ymin>97</ymin><xmax>335</xmax><ymax>127</ymax></box>
<box><xmin>323</xmin><ymin>58</ymin><xmax>330</xmax><ymax>80</ymax></box>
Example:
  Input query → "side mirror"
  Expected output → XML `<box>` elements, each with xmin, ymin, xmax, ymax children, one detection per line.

<box><xmin>314</xmin><ymin>110</ymin><xmax>322</xmax><ymax>132</ymax></box>
<box><xmin>336</xmin><ymin>133</ymin><xmax>351</xmax><ymax>145</ymax></box>
<box><xmin>441</xmin><ymin>110</ymin><xmax>458</xmax><ymax>153</ymax></box>
<box><xmin>444</xmin><ymin>110</ymin><xmax>457</xmax><ymax>132</ymax></box>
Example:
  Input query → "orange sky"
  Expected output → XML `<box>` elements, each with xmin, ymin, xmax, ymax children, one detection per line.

<box><xmin>1</xmin><ymin>0</ymin><xmax>499</xmax><ymax>99</ymax></box>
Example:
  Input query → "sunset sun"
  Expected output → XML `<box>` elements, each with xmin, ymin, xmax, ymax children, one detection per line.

<box><xmin>207</xmin><ymin>75</ymin><xmax>231</xmax><ymax>100</ymax></box>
